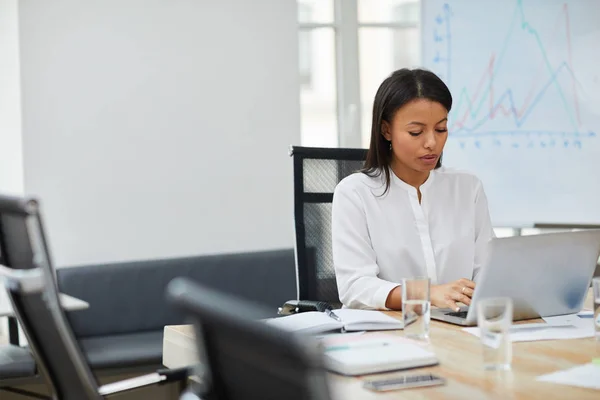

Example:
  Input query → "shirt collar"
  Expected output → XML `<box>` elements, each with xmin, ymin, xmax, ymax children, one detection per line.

<box><xmin>390</xmin><ymin>167</ymin><xmax>436</xmax><ymax>192</ymax></box>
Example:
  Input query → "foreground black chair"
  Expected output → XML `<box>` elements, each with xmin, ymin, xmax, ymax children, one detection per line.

<box><xmin>289</xmin><ymin>146</ymin><xmax>367</xmax><ymax>305</ymax></box>
<box><xmin>166</xmin><ymin>277</ymin><xmax>332</xmax><ymax>400</ymax></box>
<box><xmin>0</xmin><ymin>194</ymin><xmax>190</xmax><ymax>399</ymax></box>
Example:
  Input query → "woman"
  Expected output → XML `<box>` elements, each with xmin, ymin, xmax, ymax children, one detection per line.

<box><xmin>332</xmin><ymin>68</ymin><xmax>494</xmax><ymax>311</ymax></box>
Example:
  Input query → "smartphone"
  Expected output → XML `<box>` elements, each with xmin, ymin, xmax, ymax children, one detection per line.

<box><xmin>363</xmin><ymin>374</ymin><xmax>446</xmax><ymax>392</ymax></box>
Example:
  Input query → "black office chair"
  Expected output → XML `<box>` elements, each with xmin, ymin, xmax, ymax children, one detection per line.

<box><xmin>2</xmin><ymin>217</ymin><xmax>34</xmax><ymax>347</ymax></box>
<box><xmin>166</xmin><ymin>277</ymin><xmax>332</xmax><ymax>400</ymax></box>
<box><xmin>0</xmin><ymin>194</ymin><xmax>190</xmax><ymax>399</ymax></box>
<box><xmin>289</xmin><ymin>146</ymin><xmax>367</xmax><ymax>306</ymax></box>
<box><xmin>0</xmin><ymin>204</ymin><xmax>43</xmax><ymax>399</ymax></box>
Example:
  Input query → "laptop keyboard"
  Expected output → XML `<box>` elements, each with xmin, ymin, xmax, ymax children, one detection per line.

<box><xmin>446</xmin><ymin>310</ymin><xmax>468</xmax><ymax>319</ymax></box>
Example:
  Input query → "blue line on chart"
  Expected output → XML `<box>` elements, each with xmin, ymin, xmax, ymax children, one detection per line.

<box><xmin>453</xmin><ymin>62</ymin><xmax>581</xmax><ymax>134</ymax></box>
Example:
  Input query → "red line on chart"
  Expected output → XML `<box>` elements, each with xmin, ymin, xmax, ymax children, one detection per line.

<box><xmin>450</xmin><ymin>3</ymin><xmax>581</xmax><ymax>131</ymax></box>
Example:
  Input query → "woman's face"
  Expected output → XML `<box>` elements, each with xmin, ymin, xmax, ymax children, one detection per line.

<box><xmin>382</xmin><ymin>99</ymin><xmax>449</xmax><ymax>175</ymax></box>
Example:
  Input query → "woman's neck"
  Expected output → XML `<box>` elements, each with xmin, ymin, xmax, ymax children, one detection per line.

<box><xmin>389</xmin><ymin>159</ymin><xmax>430</xmax><ymax>189</ymax></box>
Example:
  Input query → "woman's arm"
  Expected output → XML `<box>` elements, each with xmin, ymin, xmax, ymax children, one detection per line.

<box><xmin>384</xmin><ymin>286</ymin><xmax>403</xmax><ymax>309</ymax></box>
<box><xmin>332</xmin><ymin>180</ymin><xmax>400</xmax><ymax>309</ymax></box>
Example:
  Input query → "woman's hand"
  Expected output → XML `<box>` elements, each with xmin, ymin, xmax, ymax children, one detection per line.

<box><xmin>430</xmin><ymin>278</ymin><xmax>475</xmax><ymax>311</ymax></box>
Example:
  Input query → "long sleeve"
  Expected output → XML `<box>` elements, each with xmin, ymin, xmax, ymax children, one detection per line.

<box><xmin>331</xmin><ymin>180</ymin><xmax>400</xmax><ymax>309</ymax></box>
<box><xmin>472</xmin><ymin>179</ymin><xmax>495</xmax><ymax>281</ymax></box>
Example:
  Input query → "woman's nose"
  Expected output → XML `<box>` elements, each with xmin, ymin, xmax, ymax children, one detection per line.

<box><xmin>424</xmin><ymin>132</ymin><xmax>436</xmax><ymax>149</ymax></box>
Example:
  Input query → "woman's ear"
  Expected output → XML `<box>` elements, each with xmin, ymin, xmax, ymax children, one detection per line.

<box><xmin>381</xmin><ymin>121</ymin><xmax>392</xmax><ymax>141</ymax></box>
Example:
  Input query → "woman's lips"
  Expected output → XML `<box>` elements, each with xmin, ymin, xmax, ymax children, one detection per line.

<box><xmin>419</xmin><ymin>154</ymin><xmax>438</xmax><ymax>164</ymax></box>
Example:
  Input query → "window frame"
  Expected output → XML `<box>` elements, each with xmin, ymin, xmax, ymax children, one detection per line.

<box><xmin>298</xmin><ymin>0</ymin><xmax>420</xmax><ymax>148</ymax></box>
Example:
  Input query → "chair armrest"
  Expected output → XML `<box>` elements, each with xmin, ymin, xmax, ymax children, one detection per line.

<box><xmin>98</xmin><ymin>367</ymin><xmax>191</xmax><ymax>396</ymax></box>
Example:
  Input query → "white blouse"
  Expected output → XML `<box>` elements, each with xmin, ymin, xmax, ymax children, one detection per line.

<box><xmin>331</xmin><ymin>167</ymin><xmax>494</xmax><ymax>309</ymax></box>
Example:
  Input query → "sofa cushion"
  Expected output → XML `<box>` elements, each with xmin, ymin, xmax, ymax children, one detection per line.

<box><xmin>57</xmin><ymin>249</ymin><xmax>296</xmax><ymax>338</ymax></box>
<box><xmin>79</xmin><ymin>331</ymin><xmax>163</xmax><ymax>370</ymax></box>
<box><xmin>0</xmin><ymin>345</ymin><xmax>36</xmax><ymax>379</ymax></box>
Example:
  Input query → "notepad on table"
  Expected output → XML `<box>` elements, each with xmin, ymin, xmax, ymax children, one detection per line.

<box><xmin>263</xmin><ymin>309</ymin><xmax>404</xmax><ymax>335</ymax></box>
<box><xmin>320</xmin><ymin>333</ymin><xmax>439</xmax><ymax>375</ymax></box>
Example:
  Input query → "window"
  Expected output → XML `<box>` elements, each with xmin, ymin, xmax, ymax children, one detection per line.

<box><xmin>392</xmin><ymin>2</ymin><xmax>421</xmax><ymax>70</ymax></box>
<box><xmin>297</xmin><ymin>0</ymin><xmax>421</xmax><ymax>148</ymax></box>
<box><xmin>298</xmin><ymin>4</ymin><xmax>313</xmax><ymax>88</ymax></box>
<box><xmin>358</xmin><ymin>0</ymin><xmax>421</xmax><ymax>147</ymax></box>
<box><xmin>297</xmin><ymin>0</ymin><xmax>338</xmax><ymax>148</ymax></box>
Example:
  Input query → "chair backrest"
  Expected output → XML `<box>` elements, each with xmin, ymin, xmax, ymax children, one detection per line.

<box><xmin>289</xmin><ymin>146</ymin><xmax>367</xmax><ymax>305</ymax></box>
<box><xmin>166</xmin><ymin>277</ymin><xmax>332</xmax><ymax>400</ymax></box>
<box><xmin>0</xmin><ymin>197</ymin><xmax>38</xmax><ymax>271</ymax></box>
<box><xmin>0</xmin><ymin>194</ymin><xmax>102</xmax><ymax>400</ymax></box>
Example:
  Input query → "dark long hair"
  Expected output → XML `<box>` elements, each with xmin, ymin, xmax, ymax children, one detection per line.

<box><xmin>362</xmin><ymin>68</ymin><xmax>452</xmax><ymax>194</ymax></box>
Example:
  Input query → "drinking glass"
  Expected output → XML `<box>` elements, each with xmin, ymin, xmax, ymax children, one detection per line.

<box><xmin>402</xmin><ymin>277</ymin><xmax>431</xmax><ymax>340</ymax></box>
<box><xmin>477</xmin><ymin>297</ymin><xmax>513</xmax><ymax>370</ymax></box>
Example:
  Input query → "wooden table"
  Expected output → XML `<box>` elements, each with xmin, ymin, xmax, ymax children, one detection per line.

<box><xmin>163</xmin><ymin>291</ymin><xmax>599</xmax><ymax>399</ymax></box>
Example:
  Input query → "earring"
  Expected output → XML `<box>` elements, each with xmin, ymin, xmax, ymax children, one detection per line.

<box><xmin>389</xmin><ymin>141</ymin><xmax>392</xmax><ymax>151</ymax></box>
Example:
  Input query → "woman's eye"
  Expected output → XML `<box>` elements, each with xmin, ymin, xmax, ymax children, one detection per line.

<box><xmin>436</xmin><ymin>128</ymin><xmax>448</xmax><ymax>133</ymax></box>
<box><xmin>408</xmin><ymin>132</ymin><xmax>422</xmax><ymax>137</ymax></box>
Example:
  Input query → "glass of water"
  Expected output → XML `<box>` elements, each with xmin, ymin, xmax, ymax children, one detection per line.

<box><xmin>402</xmin><ymin>277</ymin><xmax>430</xmax><ymax>340</ymax></box>
<box><xmin>593</xmin><ymin>277</ymin><xmax>600</xmax><ymax>341</ymax></box>
<box><xmin>477</xmin><ymin>297</ymin><xmax>513</xmax><ymax>370</ymax></box>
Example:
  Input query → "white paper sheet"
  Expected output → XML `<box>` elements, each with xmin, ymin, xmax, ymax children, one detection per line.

<box><xmin>536</xmin><ymin>363</ymin><xmax>600</xmax><ymax>390</ymax></box>
<box><xmin>543</xmin><ymin>311</ymin><xmax>593</xmax><ymax>326</ymax></box>
<box><xmin>462</xmin><ymin>316</ymin><xmax>594</xmax><ymax>342</ymax></box>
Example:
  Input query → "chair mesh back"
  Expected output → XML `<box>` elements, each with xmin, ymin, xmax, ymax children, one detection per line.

<box><xmin>291</xmin><ymin>147</ymin><xmax>367</xmax><ymax>305</ymax></box>
<box><xmin>0</xmin><ymin>195</ymin><xmax>101</xmax><ymax>400</ymax></box>
<box><xmin>302</xmin><ymin>159</ymin><xmax>363</xmax><ymax>193</ymax></box>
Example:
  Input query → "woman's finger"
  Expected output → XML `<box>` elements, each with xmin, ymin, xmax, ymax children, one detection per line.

<box><xmin>445</xmin><ymin>298</ymin><xmax>460</xmax><ymax>312</ymax></box>
<box><xmin>450</xmin><ymin>291</ymin><xmax>472</xmax><ymax>306</ymax></box>
<box><xmin>452</xmin><ymin>284</ymin><xmax>474</xmax><ymax>298</ymax></box>
<box><xmin>459</xmin><ymin>278</ymin><xmax>476</xmax><ymax>289</ymax></box>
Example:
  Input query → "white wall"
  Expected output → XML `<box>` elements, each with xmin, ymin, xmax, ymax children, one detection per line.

<box><xmin>0</xmin><ymin>0</ymin><xmax>23</xmax><ymax>195</ymax></box>
<box><xmin>18</xmin><ymin>0</ymin><xmax>301</xmax><ymax>267</ymax></box>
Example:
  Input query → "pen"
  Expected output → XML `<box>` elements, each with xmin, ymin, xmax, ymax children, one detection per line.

<box><xmin>326</xmin><ymin>309</ymin><xmax>342</xmax><ymax>322</ymax></box>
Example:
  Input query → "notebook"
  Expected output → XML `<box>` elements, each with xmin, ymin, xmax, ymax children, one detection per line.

<box><xmin>263</xmin><ymin>309</ymin><xmax>404</xmax><ymax>334</ymax></box>
<box><xmin>320</xmin><ymin>333</ymin><xmax>439</xmax><ymax>375</ymax></box>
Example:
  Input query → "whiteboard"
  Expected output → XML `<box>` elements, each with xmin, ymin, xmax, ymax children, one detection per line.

<box><xmin>421</xmin><ymin>0</ymin><xmax>600</xmax><ymax>227</ymax></box>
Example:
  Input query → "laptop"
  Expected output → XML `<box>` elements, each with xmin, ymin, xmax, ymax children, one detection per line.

<box><xmin>431</xmin><ymin>229</ymin><xmax>600</xmax><ymax>326</ymax></box>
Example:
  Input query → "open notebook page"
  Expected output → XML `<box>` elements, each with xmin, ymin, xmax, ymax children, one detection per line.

<box><xmin>263</xmin><ymin>311</ymin><xmax>343</xmax><ymax>334</ymax></box>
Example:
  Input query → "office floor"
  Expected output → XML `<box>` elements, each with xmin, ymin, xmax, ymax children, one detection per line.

<box><xmin>0</xmin><ymin>323</ymin><xmax>180</xmax><ymax>399</ymax></box>
<box><xmin>1</xmin><ymin>372</ymin><xmax>182</xmax><ymax>400</ymax></box>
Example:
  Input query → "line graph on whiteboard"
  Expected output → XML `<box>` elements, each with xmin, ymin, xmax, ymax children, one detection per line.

<box><xmin>427</xmin><ymin>0</ymin><xmax>598</xmax><ymax>150</ymax></box>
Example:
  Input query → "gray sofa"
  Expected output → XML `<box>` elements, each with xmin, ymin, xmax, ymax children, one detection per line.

<box><xmin>56</xmin><ymin>248</ymin><xmax>296</xmax><ymax>373</ymax></box>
